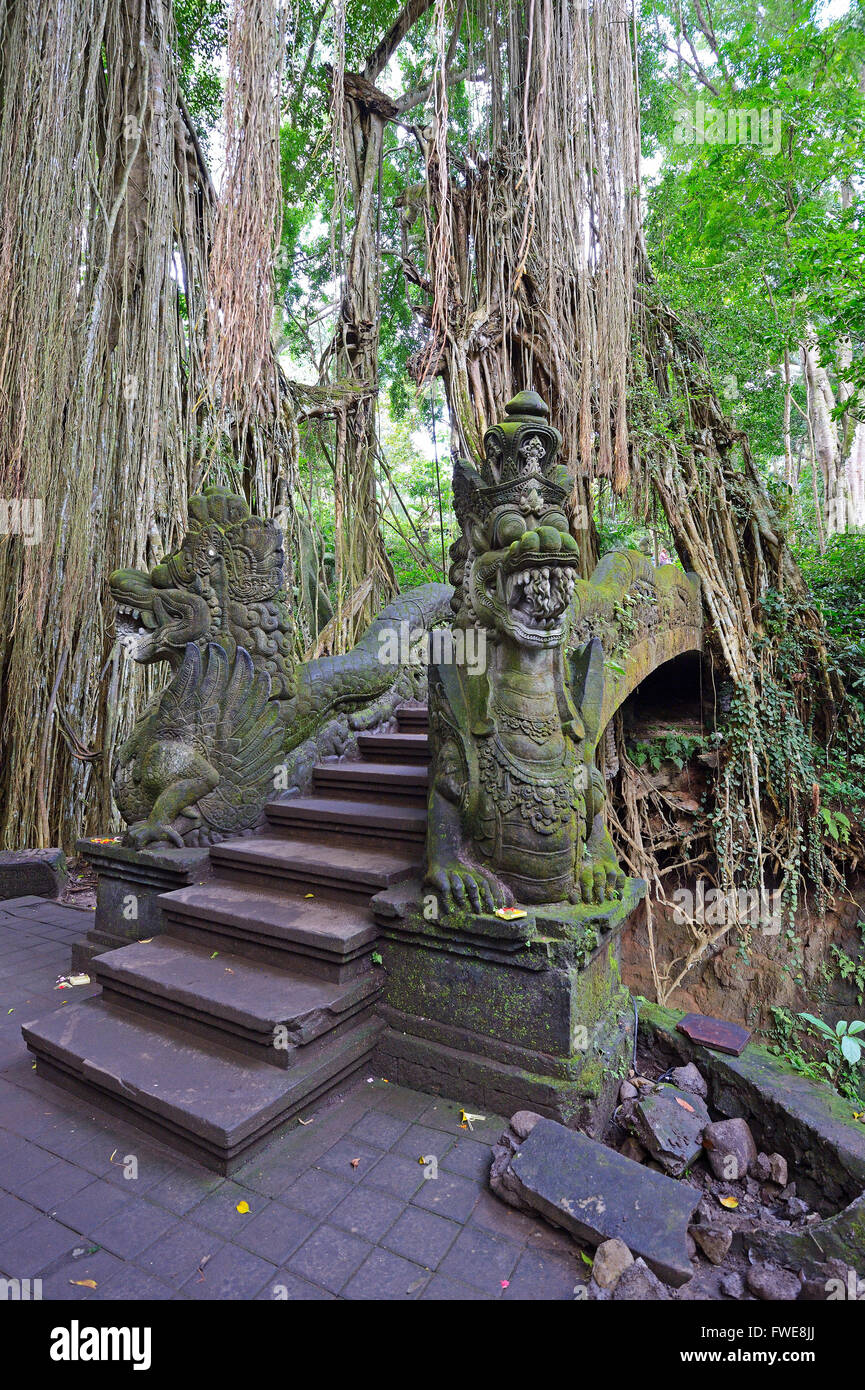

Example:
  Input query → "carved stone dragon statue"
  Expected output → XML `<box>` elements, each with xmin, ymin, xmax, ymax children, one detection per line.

<box><xmin>111</xmin><ymin>486</ymin><xmax>451</xmax><ymax>848</ymax></box>
<box><xmin>424</xmin><ymin>391</ymin><xmax>701</xmax><ymax>915</ymax></box>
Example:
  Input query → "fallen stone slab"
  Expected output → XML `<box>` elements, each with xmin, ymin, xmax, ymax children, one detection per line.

<box><xmin>0</xmin><ymin>848</ymin><xmax>66</xmax><ymax>902</ymax></box>
<box><xmin>677</xmin><ymin>1012</ymin><xmax>751</xmax><ymax>1056</ymax></box>
<box><xmin>491</xmin><ymin>1115</ymin><xmax>700</xmax><ymax>1286</ymax></box>
<box><xmin>618</xmin><ymin>1083</ymin><xmax>710</xmax><ymax>1176</ymax></box>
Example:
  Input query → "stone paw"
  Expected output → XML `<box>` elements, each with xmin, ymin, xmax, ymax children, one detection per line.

<box><xmin>571</xmin><ymin>864</ymin><xmax>625</xmax><ymax>904</ymax></box>
<box><xmin>425</xmin><ymin>862</ymin><xmax>511</xmax><ymax>915</ymax></box>
<box><xmin>125</xmin><ymin>819</ymin><xmax>185</xmax><ymax>850</ymax></box>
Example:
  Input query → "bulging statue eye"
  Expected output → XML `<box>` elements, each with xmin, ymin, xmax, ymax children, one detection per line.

<box><xmin>495</xmin><ymin>512</ymin><xmax>526</xmax><ymax>546</ymax></box>
<box><xmin>541</xmin><ymin>511</ymin><xmax>569</xmax><ymax>535</ymax></box>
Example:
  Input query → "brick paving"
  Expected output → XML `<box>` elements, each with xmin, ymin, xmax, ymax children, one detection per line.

<box><xmin>0</xmin><ymin>896</ymin><xmax>583</xmax><ymax>1301</ymax></box>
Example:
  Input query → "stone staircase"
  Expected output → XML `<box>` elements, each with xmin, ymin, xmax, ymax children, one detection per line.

<box><xmin>23</xmin><ymin>705</ymin><xmax>429</xmax><ymax>1173</ymax></box>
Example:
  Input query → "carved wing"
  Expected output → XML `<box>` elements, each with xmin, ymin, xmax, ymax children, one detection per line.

<box><xmin>193</xmin><ymin>643</ymin><xmax>282</xmax><ymax>833</ymax></box>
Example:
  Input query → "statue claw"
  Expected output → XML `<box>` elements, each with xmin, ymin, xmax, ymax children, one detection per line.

<box><xmin>126</xmin><ymin>819</ymin><xmax>185</xmax><ymax>850</ymax></box>
<box><xmin>425</xmin><ymin>861</ymin><xmax>509</xmax><ymax>916</ymax></box>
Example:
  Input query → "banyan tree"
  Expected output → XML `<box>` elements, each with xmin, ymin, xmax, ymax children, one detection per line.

<box><xmin>0</xmin><ymin>0</ymin><xmax>859</xmax><ymax>999</ymax></box>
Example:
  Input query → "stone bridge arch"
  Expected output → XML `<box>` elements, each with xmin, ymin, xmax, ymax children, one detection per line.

<box><xmin>569</xmin><ymin>550</ymin><xmax>703</xmax><ymax>736</ymax></box>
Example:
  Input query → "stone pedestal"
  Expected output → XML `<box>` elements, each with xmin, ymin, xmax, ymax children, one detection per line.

<box><xmin>71</xmin><ymin>838</ymin><xmax>212</xmax><ymax>971</ymax></box>
<box><xmin>0</xmin><ymin>848</ymin><xmax>67</xmax><ymax>901</ymax></box>
<box><xmin>374</xmin><ymin>877</ymin><xmax>646</xmax><ymax>1137</ymax></box>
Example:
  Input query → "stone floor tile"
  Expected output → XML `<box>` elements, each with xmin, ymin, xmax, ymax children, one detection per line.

<box><xmin>438</xmin><ymin>1225</ymin><xmax>523</xmax><ymax>1294</ymax></box>
<box><xmin>381</xmin><ymin>1205</ymin><xmax>461</xmax><ymax>1268</ymax></box>
<box><xmin>329</xmin><ymin>1186</ymin><xmax>406</xmax><ymax>1244</ymax></box>
<box><xmin>412</xmin><ymin>1170</ymin><xmax>482</xmax><ymax>1223</ymax></box>
<box><xmin>341</xmin><ymin>1248</ymin><xmax>430</xmax><ymax>1300</ymax></box>
<box><xmin>286</xmin><ymin>1223</ymin><xmax>372</xmax><ymax>1295</ymax></box>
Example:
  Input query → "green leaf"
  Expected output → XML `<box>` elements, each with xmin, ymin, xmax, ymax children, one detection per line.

<box><xmin>840</xmin><ymin>1035</ymin><xmax>862</xmax><ymax>1066</ymax></box>
<box><xmin>798</xmin><ymin>1012</ymin><xmax>834</xmax><ymax>1038</ymax></box>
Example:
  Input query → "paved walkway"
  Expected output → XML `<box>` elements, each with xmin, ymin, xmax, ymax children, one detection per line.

<box><xmin>0</xmin><ymin>896</ymin><xmax>581</xmax><ymax>1300</ymax></box>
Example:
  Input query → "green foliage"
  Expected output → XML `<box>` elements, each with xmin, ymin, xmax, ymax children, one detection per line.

<box><xmin>173</xmin><ymin>0</ymin><xmax>229</xmax><ymax>144</ymax></box>
<box><xmin>768</xmin><ymin>1005</ymin><xmax>865</xmax><ymax>1103</ymax></box>
<box><xmin>630</xmin><ymin>732</ymin><xmax>707</xmax><ymax>772</ymax></box>
<box><xmin>832</xmin><ymin>939</ymin><xmax>865</xmax><ymax>1005</ymax></box>
<box><xmin>638</xmin><ymin>0</ymin><xmax>865</xmax><ymax>533</ymax></box>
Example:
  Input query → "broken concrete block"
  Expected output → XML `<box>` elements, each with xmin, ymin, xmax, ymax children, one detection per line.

<box><xmin>612</xmin><ymin>1257</ymin><xmax>671</xmax><ymax>1300</ymax></box>
<box><xmin>511</xmin><ymin>1110</ymin><xmax>543</xmax><ymax>1141</ymax></box>
<box><xmin>746</xmin><ymin>1262</ymin><xmax>802</xmax><ymax>1301</ymax></box>
<box><xmin>619</xmin><ymin>1083</ymin><xmax>710</xmax><ymax>1176</ymax></box>
<box><xmin>702</xmin><ymin>1117</ymin><xmax>757</xmax><ymax>1182</ymax></box>
<box><xmin>670</xmin><ymin>1062</ymin><xmax>708</xmax><ymax>1099</ymax></box>
<box><xmin>491</xmin><ymin>1116</ymin><xmax>699</xmax><ymax>1286</ymax></box>
<box><xmin>691</xmin><ymin>1223</ymin><xmax>733</xmax><ymax>1265</ymax></box>
<box><xmin>751</xmin><ymin>1151</ymin><xmax>772</xmax><ymax>1182</ymax></box>
<box><xmin>592</xmin><ymin>1238</ymin><xmax>634</xmax><ymax>1290</ymax></box>
<box><xmin>0</xmin><ymin>848</ymin><xmax>66</xmax><ymax>902</ymax></box>
<box><xmin>720</xmin><ymin>1271</ymin><xmax>745</xmax><ymax>1299</ymax></box>
<box><xmin>768</xmin><ymin>1152</ymin><xmax>788</xmax><ymax>1187</ymax></box>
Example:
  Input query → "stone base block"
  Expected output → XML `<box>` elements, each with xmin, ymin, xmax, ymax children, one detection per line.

<box><xmin>71</xmin><ymin>838</ymin><xmax>212</xmax><ymax>970</ymax></box>
<box><xmin>374</xmin><ymin>878</ymin><xmax>645</xmax><ymax>1137</ymax></box>
<box><xmin>0</xmin><ymin>848</ymin><xmax>66</xmax><ymax>901</ymax></box>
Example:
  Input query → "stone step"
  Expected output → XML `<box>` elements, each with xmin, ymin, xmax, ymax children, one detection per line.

<box><xmin>210</xmin><ymin>832</ymin><xmax>422</xmax><ymax>903</ymax></box>
<box><xmin>93</xmin><ymin>937</ymin><xmax>381</xmax><ymax>1068</ymax></box>
<box><xmin>395</xmin><ymin>703</ymin><xmax>428</xmax><ymax>731</ymax></box>
<box><xmin>23</xmin><ymin>999</ymin><xmax>381</xmax><ymax>1173</ymax></box>
<box><xmin>159</xmin><ymin>879</ymin><xmax>379</xmax><ymax>980</ymax></box>
<box><xmin>265</xmin><ymin>795</ymin><xmax>427</xmax><ymax>844</ymax></box>
<box><xmin>312</xmin><ymin>758</ymin><xmax>428</xmax><ymax>802</ymax></box>
<box><xmin>495</xmin><ymin>1116</ymin><xmax>700</xmax><ymax>1287</ymax></box>
<box><xmin>356</xmin><ymin>731</ymin><xmax>429</xmax><ymax>761</ymax></box>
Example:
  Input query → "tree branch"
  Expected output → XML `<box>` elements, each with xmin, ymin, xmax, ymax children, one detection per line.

<box><xmin>363</xmin><ymin>0</ymin><xmax>436</xmax><ymax>83</ymax></box>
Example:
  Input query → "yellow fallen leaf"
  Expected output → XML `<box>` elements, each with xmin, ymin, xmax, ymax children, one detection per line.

<box><xmin>304</xmin><ymin>893</ymin><xmax>314</xmax><ymax>899</ymax></box>
<box><xmin>69</xmin><ymin>1279</ymin><xmax>98</xmax><ymax>1288</ymax></box>
<box><xmin>675</xmin><ymin>1097</ymin><xmax>695</xmax><ymax>1113</ymax></box>
<box><xmin>236</xmin><ymin>1200</ymin><xmax>250</xmax><ymax>1214</ymax></box>
<box><xmin>495</xmin><ymin>907</ymin><xmax>527</xmax><ymax>919</ymax></box>
<box><xmin>719</xmin><ymin>1196</ymin><xmax>739</xmax><ymax>1209</ymax></box>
